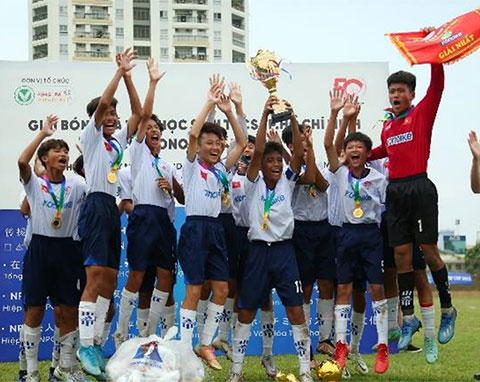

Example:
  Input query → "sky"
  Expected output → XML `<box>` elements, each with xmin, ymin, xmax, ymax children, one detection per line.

<box><xmin>1</xmin><ymin>0</ymin><xmax>480</xmax><ymax>244</ymax></box>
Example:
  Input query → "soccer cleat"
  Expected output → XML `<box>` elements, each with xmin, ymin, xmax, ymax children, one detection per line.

<box><xmin>388</xmin><ymin>327</ymin><xmax>402</xmax><ymax>342</ymax></box>
<box><xmin>198</xmin><ymin>345</ymin><xmax>222</xmax><ymax>370</ymax></box>
<box><xmin>334</xmin><ymin>341</ymin><xmax>349</xmax><ymax>369</ymax></box>
<box><xmin>350</xmin><ymin>351</ymin><xmax>368</xmax><ymax>375</ymax></box>
<box><xmin>67</xmin><ymin>370</ymin><xmax>94</xmax><ymax>382</ymax></box>
<box><xmin>474</xmin><ymin>372</ymin><xmax>480</xmax><ymax>381</ymax></box>
<box><xmin>404</xmin><ymin>344</ymin><xmax>422</xmax><ymax>353</ymax></box>
<box><xmin>374</xmin><ymin>343</ymin><xmax>389</xmax><ymax>374</ymax></box>
<box><xmin>316</xmin><ymin>339</ymin><xmax>335</xmax><ymax>357</ymax></box>
<box><xmin>398</xmin><ymin>316</ymin><xmax>422</xmax><ymax>351</ymax></box>
<box><xmin>438</xmin><ymin>307</ymin><xmax>457</xmax><ymax>344</ymax></box>
<box><xmin>53</xmin><ymin>367</ymin><xmax>69</xmax><ymax>382</ymax></box>
<box><xmin>213</xmin><ymin>338</ymin><xmax>233</xmax><ymax>361</ymax></box>
<box><xmin>113</xmin><ymin>332</ymin><xmax>127</xmax><ymax>351</ymax></box>
<box><xmin>25</xmin><ymin>371</ymin><xmax>41</xmax><ymax>382</ymax></box>
<box><xmin>18</xmin><ymin>370</ymin><xmax>27</xmax><ymax>382</ymax></box>
<box><xmin>424</xmin><ymin>337</ymin><xmax>438</xmax><ymax>364</ymax></box>
<box><xmin>94</xmin><ymin>372</ymin><xmax>106</xmax><ymax>382</ymax></box>
<box><xmin>299</xmin><ymin>372</ymin><xmax>314</xmax><ymax>382</ymax></box>
<box><xmin>261</xmin><ymin>355</ymin><xmax>278</xmax><ymax>378</ymax></box>
<box><xmin>226</xmin><ymin>371</ymin><xmax>243</xmax><ymax>382</ymax></box>
<box><xmin>342</xmin><ymin>366</ymin><xmax>351</xmax><ymax>379</ymax></box>
<box><xmin>49</xmin><ymin>367</ymin><xmax>60</xmax><ymax>382</ymax></box>
<box><xmin>77</xmin><ymin>345</ymin><xmax>101</xmax><ymax>377</ymax></box>
<box><xmin>93</xmin><ymin>345</ymin><xmax>106</xmax><ymax>372</ymax></box>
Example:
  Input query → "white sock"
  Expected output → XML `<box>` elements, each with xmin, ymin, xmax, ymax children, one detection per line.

<box><xmin>146</xmin><ymin>289</ymin><xmax>169</xmax><ymax>336</ymax></box>
<box><xmin>78</xmin><ymin>301</ymin><xmax>96</xmax><ymax>347</ymax></box>
<box><xmin>421</xmin><ymin>305</ymin><xmax>435</xmax><ymax>339</ymax></box>
<box><xmin>317</xmin><ymin>298</ymin><xmax>334</xmax><ymax>342</ymax></box>
<box><xmin>24</xmin><ymin>325</ymin><xmax>41</xmax><ymax>374</ymax></box>
<box><xmin>51</xmin><ymin>326</ymin><xmax>60</xmax><ymax>369</ymax></box>
<box><xmin>218</xmin><ymin>298</ymin><xmax>235</xmax><ymax>341</ymax></box>
<box><xmin>163</xmin><ymin>305</ymin><xmax>176</xmax><ymax>337</ymax></box>
<box><xmin>292</xmin><ymin>324</ymin><xmax>311</xmax><ymax>375</ymax></box>
<box><xmin>196</xmin><ymin>299</ymin><xmax>208</xmax><ymax>340</ymax></box>
<box><xmin>59</xmin><ymin>331</ymin><xmax>76</xmax><ymax>371</ymax></box>
<box><xmin>102</xmin><ymin>322</ymin><xmax>112</xmax><ymax>347</ymax></box>
<box><xmin>373</xmin><ymin>299</ymin><xmax>388</xmax><ymax>345</ymax></box>
<box><xmin>303</xmin><ymin>303</ymin><xmax>311</xmax><ymax>326</ymax></box>
<box><xmin>387</xmin><ymin>297</ymin><xmax>400</xmax><ymax>331</ymax></box>
<box><xmin>117</xmin><ymin>288</ymin><xmax>138</xmax><ymax>337</ymax></box>
<box><xmin>350</xmin><ymin>311</ymin><xmax>365</xmax><ymax>353</ymax></box>
<box><xmin>261</xmin><ymin>310</ymin><xmax>274</xmax><ymax>356</ymax></box>
<box><xmin>70</xmin><ymin>330</ymin><xmax>79</xmax><ymax>371</ymax></box>
<box><xmin>201</xmin><ymin>301</ymin><xmax>224</xmax><ymax>346</ymax></box>
<box><xmin>180</xmin><ymin>308</ymin><xmax>196</xmax><ymax>344</ymax></box>
<box><xmin>19</xmin><ymin>324</ymin><xmax>27</xmax><ymax>371</ymax></box>
<box><xmin>231</xmin><ymin>312</ymin><xmax>238</xmax><ymax>332</ymax></box>
<box><xmin>231</xmin><ymin>322</ymin><xmax>252</xmax><ymax>374</ymax></box>
<box><xmin>93</xmin><ymin>296</ymin><xmax>110</xmax><ymax>346</ymax></box>
<box><xmin>334</xmin><ymin>304</ymin><xmax>351</xmax><ymax>344</ymax></box>
<box><xmin>137</xmin><ymin>308</ymin><xmax>149</xmax><ymax>337</ymax></box>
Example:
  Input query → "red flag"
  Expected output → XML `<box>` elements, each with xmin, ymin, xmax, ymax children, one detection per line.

<box><xmin>387</xmin><ymin>8</ymin><xmax>480</xmax><ymax>65</ymax></box>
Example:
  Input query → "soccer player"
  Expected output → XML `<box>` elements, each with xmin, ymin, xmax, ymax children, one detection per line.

<box><xmin>18</xmin><ymin>114</ymin><xmax>88</xmax><ymax>382</ymax></box>
<box><xmin>369</xmin><ymin>26</ymin><xmax>456</xmax><ymax>347</ymax></box>
<box><xmin>324</xmin><ymin>89</ymin><xmax>389</xmax><ymax>374</ymax></box>
<box><xmin>228</xmin><ymin>96</ymin><xmax>314</xmax><ymax>382</ymax></box>
<box><xmin>114</xmin><ymin>57</ymin><xmax>183</xmax><ymax>346</ymax></box>
<box><xmin>178</xmin><ymin>75</ymin><xmax>247</xmax><ymax>370</ymax></box>
<box><xmin>76</xmin><ymin>48</ymin><xmax>142</xmax><ymax>379</ymax></box>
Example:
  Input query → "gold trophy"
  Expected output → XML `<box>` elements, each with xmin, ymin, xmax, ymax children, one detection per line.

<box><xmin>316</xmin><ymin>359</ymin><xmax>342</xmax><ymax>381</ymax></box>
<box><xmin>247</xmin><ymin>49</ymin><xmax>292</xmax><ymax>123</ymax></box>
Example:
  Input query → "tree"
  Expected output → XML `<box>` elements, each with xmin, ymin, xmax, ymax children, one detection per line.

<box><xmin>465</xmin><ymin>243</ymin><xmax>480</xmax><ymax>275</ymax></box>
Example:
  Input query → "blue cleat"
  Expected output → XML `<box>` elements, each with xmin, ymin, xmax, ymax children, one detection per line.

<box><xmin>424</xmin><ymin>337</ymin><xmax>438</xmax><ymax>364</ymax></box>
<box><xmin>77</xmin><ymin>345</ymin><xmax>101</xmax><ymax>377</ymax></box>
<box><xmin>94</xmin><ymin>345</ymin><xmax>106</xmax><ymax>372</ymax></box>
<box><xmin>398</xmin><ymin>316</ymin><xmax>422</xmax><ymax>351</ymax></box>
<box><xmin>17</xmin><ymin>370</ymin><xmax>27</xmax><ymax>382</ymax></box>
<box><xmin>438</xmin><ymin>307</ymin><xmax>457</xmax><ymax>344</ymax></box>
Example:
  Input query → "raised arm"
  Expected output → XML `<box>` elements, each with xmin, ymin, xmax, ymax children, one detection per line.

<box><xmin>288</xmin><ymin>105</ymin><xmax>304</xmax><ymax>175</ymax></box>
<box><xmin>120</xmin><ymin>48</ymin><xmax>143</xmax><ymax>139</ymax></box>
<box><xmin>95</xmin><ymin>49</ymin><xmax>135</xmax><ymax>128</ymax></box>
<box><xmin>18</xmin><ymin>114</ymin><xmax>59</xmax><ymax>184</ymax></box>
<box><xmin>469</xmin><ymin>131</ymin><xmax>480</xmax><ymax>193</ymax></box>
<box><xmin>247</xmin><ymin>96</ymin><xmax>276</xmax><ymax>182</ymax></box>
<box><xmin>297</xmin><ymin>126</ymin><xmax>316</xmax><ymax>185</ymax></box>
<box><xmin>267</xmin><ymin>128</ymin><xmax>291</xmax><ymax>163</ymax></box>
<box><xmin>229</xmin><ymin>82</ymin><xmax>246</xmax><ymax>119</ymax></box>
<box><xmin>324</xmin><ymin>89</ymin><xmax>345</xmax><ymax>172</ymax></box>
<box><xmin>187</xmin><ymin>74</ymin><xmax>224</xmax><ymax>162</ymax></box>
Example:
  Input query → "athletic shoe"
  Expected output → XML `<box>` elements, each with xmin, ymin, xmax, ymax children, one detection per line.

<box><xmin>66</xmin><ymin>370</ymin><xmax>94</xmax><ymax>382</ymax></box>
<box><xmin>334</xmin><ymin>341</ymin><xmax>349</xmax><ymax>369</ymax></box>
<box><xmin>226</xmin><ymin>371</ymin><xmax>243</xmax><ymax>382</ymax></box>
<box><xmin>374</xmin><ymin>343</ymin><xmax>389</xmax><ymax>374</ymax></box>
<box><xmin>18</xmin><ymin>370</ymin><xmax>27</xmax><ymax>382</ymax></box>
<box><xmin>113</xmin><ymin>332</ymin><xmax>127</xmax><ymax>351</ymax></box>
<box><xmin>198</xmin><ymin>345</ymin><xmax>222</xmax><ymax>370</ymax></box>
<box><xmin>398</xmin><ymin>316</ymin><xmax>422</xmax><ymax>351</ymax></box>
<box><xmin>388</xmin><ymin>327</ymin><xmax>401</xmax><ymax>342</ymax></box>
<box><xmin>316</xmin><ymin>339</ymin><xmax>335</xmax><ymax>357</ymax></box>
<box><xmin>299</xmin><ymin>372</ymin><xmax>314</xmax><ymax>382</ymax></box>
<box><xmin>404</xmin><ymin>344</ymin><xmax>422</xmax><ymax>353</ymax></box>
<box><xmin>342</xmin><ymin>366</ymin><xmax>351</xmax><ymax>379</ymax></box>
<box><xmin>474</xmin><ymin>372</ymin><xmax>480</xmax><ymax>380</ymax></box>
<box><xmin>77</xmin><ymin>345</ymin><xmax>101</xmax><ymax>377</ymax></box>
<box><xmin>25</xmin><ymin>371</ymin><xmax>41</xmax><ymax>382</ymax></box>
<box><xmin>438</xmin><ymin>307</ymin><xmax>457</xmax><ymax>344</ymax></box>
<box><xmin>53</xmin><ymin>367</ymin><xmax>69</xmax><ymax>382</ymax></box>
<box><xmin>49</xmin><ymin>367</ymin><xmax>60</xmax><ymax>382</ymax></box>
<box><xmin>213</xmin><ymin>338</ymin><xmax>233</xmax><ymax>361</ymax></box>
<box><xmin>261</xmin><ymin>355</ymin><xmax>278</xmax><ymax>378</ymax></box>
<box><xmin>424</xmin><ymin>337</ymin><xmax>438</xmax><ymax>364</ymax></box>
<box><xmin>94</xmin><ymin>372</ymin><xmax>106</xmax><ymax>381</ymax></box>
<box><xmin>93</xmin><ymin>345</ymin><xmax>106</xmax><ymax>372</ymax></box>
<box><xmin>350</xmin><ymin>351</ymin><xmax>368</xmax><ymax>375</ymax></box>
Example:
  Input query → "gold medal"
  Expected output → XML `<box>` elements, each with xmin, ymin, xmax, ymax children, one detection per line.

<box><xmin>221</xmin><ymin>192</ymin><xmax>231</xmax><ymax>208</ymax></box>
<box><xmin>261</xmin><ymin>215</ymin><xmax>269</xmax><ymax>231</ymax></box>
<box><xmin>309</xmin><ymin>185</ymin><xmax>318</xmax><ymax>199</ymax></box>
<box><xmin>353</xmin><ymin>207</ymin><xmax>364</xmax><ymax>219</ymax></box>
<box><xmin>107</xmin><ymin>171</ymin><xmax>117</xmax><ymax>184</ymax></box>
<box><xmin>51</xmin><ymin>216</ymin><xmax>62</xmax><ymax>229</ymax></box>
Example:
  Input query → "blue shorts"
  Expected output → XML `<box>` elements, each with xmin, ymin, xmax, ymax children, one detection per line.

<box><xmin>127</xmin><ymin>205</ymin><xmax>177</xmax><ymax>272</ymax></box>
<box><xmin>219</xmin><ymin>213</ymin><xmax>239</xmax><ymax>278</ymax></box>
<box><xmin>22</xmin><ymin>235</ymin><xmax>85</xmax><ymax>307</ymax></box>
<box><xmin>236</xmin><ymin>226</ymin><xmax>249</xmax><ymax>286</ymax></box>
<box><xmin>178</xmin><ymin>216</ymin><xmax>228</xmax><ymax>284</ymax></box>
<box><xmin>293</xmin><ymin>219</ymin><xmax>335</xmax><ymax>285</ymax></box>
<box><xmin>381</xmin><ymin>211</ymin><xmax>426</xmax><ymax>270</ymax></box>
<box><xmin>336</xmin><ymin>224</ymin><xmax>384</xmax><ymax>285</ymax></box>
<box><xmin>139</xmin><ymin>265</ymin><xmax>157</xmax><ymax>293</ymax></box>
<box><xmin>78</xmin><ymin>192</ymin><xmax>121</xmax><ymax>269</ymax></box>
<box><xmin>238</xmin><ymin>240</ymin><xmax>303</xmax><ymax>309</ymax></box>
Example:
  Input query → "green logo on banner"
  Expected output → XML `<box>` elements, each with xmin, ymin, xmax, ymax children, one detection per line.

<box><xmin>14</xmin><ymin>86</ymin><xmax>35</xmax><ymax>105</ymax></box>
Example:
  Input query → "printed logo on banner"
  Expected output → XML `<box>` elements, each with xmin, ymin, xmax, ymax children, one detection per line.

<box><xmin>333</xmin><ymin>77</ymin><xmax>366</xmax><ymax>97</ymax></box>
<box><xmin>14</xmin><ymin>86</ymin><xmax>35</xmax><ymax>106</ymax></box>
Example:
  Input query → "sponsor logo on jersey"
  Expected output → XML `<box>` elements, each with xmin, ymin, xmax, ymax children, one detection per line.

<box><xmin>232</xmin><ymin>181</ymin><xmax>241</xmax><ymax>188</ymax></box>
<box><xmin>387</xmin><ymin>131</ymin><xmax>413</xmax><ymax>146</ymax></box>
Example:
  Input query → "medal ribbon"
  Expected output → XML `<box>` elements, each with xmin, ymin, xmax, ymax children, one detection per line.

<box><xmin>153</xmin><ymin>157</ymin><xmax>164</xmax><ymax>178</ymax></box>
<box><xmin>43</xmin><ymin>175</ymin><xmax>66</xmax><ymax>219</ymax></box>
<box><xmin>383</xmin><ymin>107</ymin><xmax>412</xmax><ymax>122</ymax></box>
<box><xmin>263</xmin><ymin>186</ymin><xmax>276</xmax><ymax>226</ymax></box>
<box><xmin>198</xmin><ymin>160</ymin><xmax>230</xmax><ymax>194</ymax></box>
<box><xmin>348</xmin><ymin>170</ymin><xmax>361</xmax><ymax>211</ymax></box>
<box><xmin>106</xmin><ymin>139</ymin><xmax>123</xmax><ymax>173</ymax></box>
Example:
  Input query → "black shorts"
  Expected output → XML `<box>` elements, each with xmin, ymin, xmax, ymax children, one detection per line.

<box><xmin>386</xmin><ymin>173</ymin><xmax>438</xmax><ymax>247</ymax></box>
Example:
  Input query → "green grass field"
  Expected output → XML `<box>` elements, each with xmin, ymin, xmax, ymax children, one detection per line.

<box><xmin>1</xmin><ymin>291</ymin><xmax>479</xmax><ymax>382</ymax></box>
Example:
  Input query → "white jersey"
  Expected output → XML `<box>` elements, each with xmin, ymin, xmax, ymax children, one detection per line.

<box><xmin>22</xmin><ymin>174</ymin><xmax>86</xmax><ymax>239</ymax></box>
<box><xmin>117</xmin><ymin>166</ymin><xmax>133</xmax><ymax>201</ymax></box>
<box><xmin>292</xmin><ymin>163</ymin><xmax>329</xmax><ymax>222</ymax></box>
<box><xmin>183</xmin><ymin>156</ymin><xmax>225</xmax><ymax>218</ymax></box>
<box><xmin>331</xmin><ymin>165</ymin><xmax>386</xmax><ymax>225</ymax></box>
<box><xmin>81</xmin><ymin>116</ymin><xmax>128</xmax><ymax>197</ymax></box>
<box><xmin>246</xmin><ymin>167</ymin><xmax>298</xmax><ymax>242</ymax></box>
<box><xmin>369</xmin><ymin>158</ymin><xmax>389</xmax><ymax>179</ymax></box>
<box><xmin>231</xmin><ymin>173</ymin><xmax>249</xmax><ymax>227</ymax></box>
<box><xmin>326</xmin><ymin>170</ymin><xmax>343</xmax><ymax>227</ymax></box>
<box><xmin>19</xmin><ymin>190</ymin><xmax>32</xmax><ymax>247</ymax></box>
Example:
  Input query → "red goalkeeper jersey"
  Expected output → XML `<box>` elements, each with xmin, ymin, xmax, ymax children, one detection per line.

<box><xmin>369</xmin><ymin>64</ymin><xmax>444</xmax><ymax>180</ymax></box>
